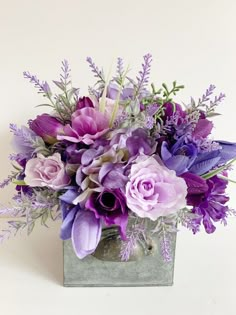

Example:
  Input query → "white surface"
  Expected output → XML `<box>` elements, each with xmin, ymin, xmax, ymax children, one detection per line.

<box><xmin>0</xmin><ymin>0</ymin><xmax>236</xmax><ymax>314</ymax></box>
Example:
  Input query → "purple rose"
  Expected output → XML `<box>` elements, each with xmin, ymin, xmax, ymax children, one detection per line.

<box><xmin>29</xmin><ymin>114</ymin><xmax>64</xmax><ymax>144</ymax></box>
<box><xmin>125</xmin><ymin>155</ymin><xmax>187</xmax><ymax>220</ymax></box>
<box><xmin>86</xmin><ymin>189</ymin><xmax>128</xmax><ymax>240</ymax></box>
<box><xmin>57</xmin><ymin>107</ymin><xmax>109</xmax><ymax>145</ymax></box>
<box><xmin>24</xmin><ymin>153</ymin><xmax>71</xmax><ymax>190</ymax></box>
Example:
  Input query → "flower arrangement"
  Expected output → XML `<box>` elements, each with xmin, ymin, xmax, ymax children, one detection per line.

<box><xmin>1</xmin><ymin>54</ymin><xmax>236</xmax><ymax>263</ymax></box>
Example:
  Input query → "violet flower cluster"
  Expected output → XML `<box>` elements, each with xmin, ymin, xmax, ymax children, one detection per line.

<box><xmin>1</xmin><ymin>55</ymin><xmax>236</xmax><ymax>262</ymax></box>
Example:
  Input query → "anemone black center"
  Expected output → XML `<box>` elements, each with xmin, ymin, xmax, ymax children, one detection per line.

<box><xmin>101</xmin><ymin>192</ymin><xmax>116</xmax><ymax>209</ymax></box>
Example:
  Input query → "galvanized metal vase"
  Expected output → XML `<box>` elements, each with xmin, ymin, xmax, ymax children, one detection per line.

<box><xmin>63</xmin><ymin>223</ymin><xmax>177</xmax><ymax>287</ymax></box>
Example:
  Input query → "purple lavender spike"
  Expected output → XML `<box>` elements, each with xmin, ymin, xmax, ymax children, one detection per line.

<box><xmin>23</xmin><ymin>71</ymin><xmax>52</xmax><ymax>96</ymax></box>
<box><xmin>116</xmin><ymin>57</ymin><xmax>124</xmax><ymax>77</ymax></box>
<box><xmin>86</xmin><ymin>57</ymin><xmax>104</xmax><ymax>81</ymax></box>
<box><xmin>136</xmin><ymin>53</ymin><xmax>152</xmax><ymax>95</ymax></box>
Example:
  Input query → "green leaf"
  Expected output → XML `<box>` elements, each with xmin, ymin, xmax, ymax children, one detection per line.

<box><xmin>162</xmin><ymin>83</ymin><xmax>168</xmax><ymax>91</ymax></box>
<box><xmin>41</xmin><ymin>211</ymin><xmax>49</xmax><ymax>227</ymax></box>
<box><xmin>35</xmin><ymin>104</ymin><xmax>54</xmax><ymax>108</ymax></box>
<box><xmin>206</xmin><ymin>112</ymin><xmax>222</xmax><ymax>118</ymax></box>
<box><xmin>202</xmin><ymin>158</ymin><xmax>236</xmax><ymax>179</ymax></box>
<box><xmin>27</xmin><ymin>221</ymin><xmax>35</xmax><ymax>235</ymax></box>
<box><xmin>53</xmin><ymin>80</ymin><xmax>65</xmax><ymax>91</ymax></box>
<box><xmin>12</xmin><ymin>179</ymin><xmax>27</xmax><ymax>186</ymax></box>
<box><xmin>218</xmin><ymin>175</ymin><xmax>236</xmax><ymax>184</ymax></box>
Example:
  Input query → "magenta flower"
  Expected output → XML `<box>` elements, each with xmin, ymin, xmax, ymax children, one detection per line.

<box><xmin>85</xmin><ymin>189</ymin><xmax>128</xmax><ymax>240</ymax></box>
<box><xmin>29</xmin><ymin>114</ymin><xmax>64</xmax><ymax>144</ymax></box>
<box><xmin>57</xmin><ymin>107</ymin><xmax>109</xmax><ymax>145</ymax></box>
<box><xmin>24</xmin><ymin>153</ymin><xmax>71</xmax><ymax>190</ymax></box>
<box><xmin>125</xmin><ymin>155</ymin><xmax>187</xmax><ymax>220</ymax></box>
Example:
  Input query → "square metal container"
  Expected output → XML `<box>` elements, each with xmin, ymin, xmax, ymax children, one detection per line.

<box><xmin>63</xmin><ymin>233</ymin><xmax>177</xmax><ymax>287</ymax></box>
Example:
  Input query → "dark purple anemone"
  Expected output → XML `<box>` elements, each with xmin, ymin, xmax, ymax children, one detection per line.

<box><xmin>85</xmin><ymin>189</ymin><xmax>128</xmax><ymax>240</ymax></box>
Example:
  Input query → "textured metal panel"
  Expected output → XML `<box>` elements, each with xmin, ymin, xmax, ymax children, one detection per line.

<box><xmin>63</xmin><ymin>233</ymin><xmax>177</xmax><ymax>287</ymax></box>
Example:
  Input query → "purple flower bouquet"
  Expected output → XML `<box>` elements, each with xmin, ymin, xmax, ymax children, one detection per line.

<box><xmin>1</xmin><ymin>55</ymin><xmax>236</xmax><ymax>286</ymax></box>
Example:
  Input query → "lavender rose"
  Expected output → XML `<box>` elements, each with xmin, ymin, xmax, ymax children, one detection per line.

<box><xmin>57</xmin><ymin>107</ymin><xmax>109</xmax><ymax>144</ymax></box>
<box><xmin>125</xmin><ymin>155</ymin><xmax>187</xmax><ymax>220</ymax></box>
<box><xmin>24</xmin><ymin>153</ymin><xmax>71</xmax><ymax>190</ymax></box>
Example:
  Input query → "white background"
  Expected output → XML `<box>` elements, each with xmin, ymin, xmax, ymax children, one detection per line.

<box><xmin>0</xmin><ymin>0</ymin><xmax>236</xmax><ymax>314</ymax></box>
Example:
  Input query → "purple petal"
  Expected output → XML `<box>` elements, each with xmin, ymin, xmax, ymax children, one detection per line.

<box><xmin>107</xmin><ymin>82</ymin><xmax>119</xmax><ymax>99</ymax></box>
<box><xmin>192</xmin><ymin>119</ymin><xmax>213</xmax><ymax>139</ymax></box>
<box><xmin>164</xmin><ymin>155</ymin><xmax>190</xmax><ymax>175</ymax></box>
<box><xmin>189</xmin><ymin>151</ymin><xmax>221</xmax><ymax>175</ymax></box>
<box><xmin>71</xmin><ymin>211</ymin><xmax>102</xmax><ymax>259</ymax></box>
<box><xmin>81</xmin><ymin>149</ymin><xmax>98</xmax><ymax>166</ymax></box>
<box><xmin>103</xmin><ymin>170</ymin><xmax>128</xmax><ymax>189</ymax></box>
<box><xmin>202</xmin><ymin>213</ymin><xmax>216</xmax><ymax>234</ymax></box>
<box><xmin>60</xmin><ymin>190</ymin><xmax>79</xmax><ymax>205</ymax></box>
<box><xmin>106</xmin><ymin>213</ymin><xmax>128</xmax><ymax>241</ymax></box>
<box><xmin>217</xmin><ymin>140</ymin><xmax>236</xmax><ymax>164</ymax></box>
<box><xmin>60</xmin><ymin>206</ymin><xmax>78</xmax><ymax>240</ymax></box>
<box><xmin>98</xmin><ymin>163</ymin><xmax>114</xmax><ymax>183</ymax></box>
<box><xmin>181</xmin><ymin>172</ymin><xmax>208</xmax><ymax>195</ymax></box>
<box><xmin>161</xmin><ymin>142</ymin><xmax>173</xmax><ymax>160</ymax></box>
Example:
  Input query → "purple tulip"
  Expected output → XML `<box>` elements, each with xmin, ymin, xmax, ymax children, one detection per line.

<box><xmin>72</xmin><ymin>210</ymin><xmax>102</xmax><ymax>259</ymax></box>
<box><xmin>60</xmin><ymin>204</ymin><xmax>79</xmax><ymax>240</ymax></box>
<box><xmin>29</xmin><ymin>114</ymin><xmax>64</xmax><ymax>144</ymax></box>
<box><xmin>85</xmin><ymin>189</ymin><xmax>128</xmax><ymax>240</ymax></box>
<box><xmin>161</xmin><ymin>138</ymin><xmax>198</xmax><ymax>175</ymax></box>
<box><xmin>76</xmin><ymin>96</ymin><xmax>94</xmax><ymax>110</ymax></box>
<box><xmin>57</xmin><ymin>107</ymin><xmax>109</xmax><ymax>145</ymax></box>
